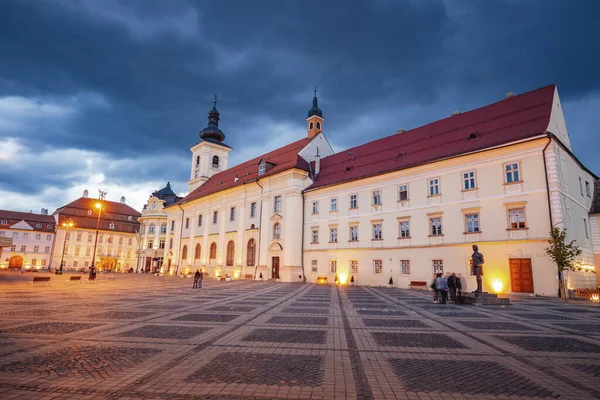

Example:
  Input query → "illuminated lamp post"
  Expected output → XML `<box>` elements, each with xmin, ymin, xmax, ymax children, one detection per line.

<box><xmin>59</xmin><ymin>219</ymin><xmax>74</xmax><ymax>275</ymax></box>
<box><xmin>90</xmin><ymin>202</ymin><xmax>103</xmax><ymax>273</ymax></box>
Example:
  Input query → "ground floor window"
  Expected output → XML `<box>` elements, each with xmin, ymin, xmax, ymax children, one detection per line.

<box><xmin>330</xmin><ymin>260</ymin><xmax>337</xmax><ymax>274</ymax></box>
<box><xmin>373</xmin><ymin>259</ymin><xmax>383</xmax><ymax>274</ymax></box>
<box><xmin>433</xmin><ymin>259</ymin><xmax>443</xmax><ymax>274</ymax></box>
<box><xmin>311</xmin><ymin>260</ymin><xmax>317</xmax><ymax>272</ymax></box>
<box><xmin>401</xmin><ymin>260</ymin><xmax>411</xmax><ymax>275</ymax></box>
<box><xmin>351</xmin><ymin>260</ymin><xmax>358</xmax><ymax>274</ymax></box>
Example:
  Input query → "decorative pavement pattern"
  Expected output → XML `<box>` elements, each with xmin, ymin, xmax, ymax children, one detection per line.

<box><xmin>0</xmin><ymin>275</ymin><xmax>599</xmax><ymax>399</ymax></box>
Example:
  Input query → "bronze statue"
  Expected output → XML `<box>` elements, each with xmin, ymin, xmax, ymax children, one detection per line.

<box><xmin>471</xmin><ymin>244</ymin><xmax>484</xmax><ymax>293</ymax></box>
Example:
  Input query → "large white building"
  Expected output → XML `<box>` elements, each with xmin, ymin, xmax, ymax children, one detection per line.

<box><xmin>165</xmin><ymin>85</ymin><xmax>597</xmax><ymax>296</ymax></box>
<box><xmin>0</xmin><ymin>209</ymin><xmax>56</xmax><ymax>270</ymax></box>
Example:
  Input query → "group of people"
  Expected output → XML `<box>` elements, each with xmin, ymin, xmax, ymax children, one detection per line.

<box><xmin>193</xmin><ymin>269</ymin><xmax>204</xmax><ymax>288</ymax></box>
<box><xmin>431</xmin><ymin>272</ymin><xmax>463</xmax><ymax>304</ymax></box>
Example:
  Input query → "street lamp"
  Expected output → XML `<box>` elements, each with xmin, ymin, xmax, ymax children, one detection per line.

<box><xmin>90</xmin><ymin>202</ymin><xmax>102</xmax><ymax>274</ymax></box>
<box><xmin>59</xmin><ymin>219</ymin><xmax>74</xmax><ymax>275</ymax></box>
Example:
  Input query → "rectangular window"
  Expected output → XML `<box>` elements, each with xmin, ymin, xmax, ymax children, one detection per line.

<box><xmin>87</xmin><ymin>234</ymin><xmax>92</xmax><ymax>242</ymax></box>
<box><xmin>274</xmin><ymin>196</ymin><xmax>282</xmax><ymax>213</ymax></box>
<box><xmin>465</xmin><ymin>213</ymin><xmax>480</xmax><ymax>233</ymax></box>
<box><xmin>350</xmin><ymin>194</ymin><xmax>358</xmax><ymax>209</ymax></box>
<box><xmin>508</xmin><ymin>207</ymin><xmax>526</xmax><ymax>229</ymax></box>
<box><xmin>33</xmin><ymin>245</ymin><xmax>39</xmax><ymax>252</ymax></box>
<box><xmin>185</xmin><ymin>218</ymin><xmax>189</xmax><ymax>229</ymax></box>
<box><xmin>44</xmin><ymin>246</ymin><xmax>50</xmax><ymax>253</ymax></box>
<box><xmin>330</xmin><ymin>228</ymin><xmax>338</xmax><ymax>242</ymax></box>
<box><xmin>128</xmin><ymin>237</ymin><xmax>133</xmax><ymax>246</ymax></box>
<box><xmin>250</xmin><ymin>202</ymin><xmax>257</xmax><ymax>218</ymax></box>
<box><xmin>330</xmin><ymin>260</ymin><xmax>337</xmax><ymax>274</ymax></box>
<box><xmin>399</xmin><ymin>220</ymin><xmax>410</xmax><ymax>238</ymax></box>
<box><xmin>76</xmin><ymin>233</ymin><xmax>81</xmax><ymax>241</ymax></box>
<box><xmin>73</xmin><ymin>261</ymin><xmax>78</xmax><ymax>268</ymax></box>
<box><xmin>311</xmin><ymin>229</ymin><xmax>319</xmax><ymax>243</ymax></box>
<box><xmin>119</xmin><ymin>237</ymin><xmax>123</xmax><ymax>245</ymax></box>
<box><xmin>428</xmin><ymin>178</ymin><xmax>440</xmax><ymax>196</ymax></box>
<box><xmin>149</xmin><ymin>225</ymin><xmax>155</xmax><ymax>233</ymax></box>
<box><xmin>20</xmin><ymin>245</ymin><xmax>26</xmax><ymax>252</ymax></box>
<box><xmin>198</xmin><ymin>214</ymin><xmax>203</xmax><ymax>226</ymax></box>
<box><xmin>504</xmin><ymin>162</ymin><xmax>520</xmax><ymax>183</ymax></box>
<box><xmin>373</xmin><ymin>223</ymin><xmax>382</xmax><ymax>240</ymax></box>
<box><xmin>230</xmin><ymin>207</ymin><xmax>236</xmax><ymax>221</ymax></box>
<box><xmin>84</xmin><ymin>261</ymin><xmax>88</xmax><ymax>268</ymax></box>
<box><xmin>401</xmin><ymin>260</ymin><xmax>411</xmax><ymax>275</ymax></box>
<box><xmin>312</xmin><ymin>201</ymin><xmax>319</xmax><ymax>214</ymax></box>
<box><xmin>108</xmin><ymin>236</ymin><xmax>113</xmax><ymax>244</ymax></box>
<box><xmin>13</xmin><ymin>232</ymin><xmax>18</xmax><ymax>238</ymax></box>
<box><xmin>258</xmin><ymin>163</ymin><xmax>267</xmax><ymax>175</ymax></box>
<box><xmin>47</xmin><ymin>234</ymin><xmax>52</xmax><ymax>241</ymax></box>
<box><xmin>330</xmin><ymin>198</ymin><xmax>337</xmax><ymax>212</ymax></box>
<box><xmin>373</xmin><ymin>259</ymin><xmax>383</xmax><ymax>274</ymax></box>
<box><xmin>213</xmin><ymin>211</ymin><xmax>218</xmax><ymax>224</ymax></box>
<box><xmin>430</xmin><ymin>217</ymin><xmax>442</xmax><ymax>235</ymax></box>
<box><xmin>433</xmin><ymin>259</ymin><xmax>444</xmax><ymax>274</ymax></box>
<box><xmin>350</xmin><ymin>225</ymin><xmax>358</xmax><ymax>241</ymax></box>
<box><xmin>159</xmin><ymin>240</ymin><xmax>165</xmax><ymax>249</ymax></box>
<box><xmin>148</xmin><ymin>240</ymin><xmax>153</xmax><ymax>249</ymax></box>
<box><xmin>11</xmin><ymin>245</ymin><xmax>16</xmax><ymax>252</ymax></box>
<box><xmin>351</xmin><ymin>260</ymin><xmax>358</xmax><ymax>274</ymax></box>
<box><xmin>398</xmin><ymin>184</ymin><xmax>408</xmax><ymax>201</ymax></box>
<box><xmin>99</xmin><ymin>235</ymin><xmax>103</xmax><ymax>243</ymax></box>
<box><xmin>171</xmin><ymin>220</ymin><xmax>175</xmax><ymax>231</ymax></box>
<box><xmin>160</xmin><ymin>225</ymin><xmax>167</xmax><ymax>234</ymax></box>
<box><xmin>580</xmin><ymin>177</ymin><xmax>584</xmax><ymax>196</ymax></box>
<box><xmin>584</xmin><ymin>218</ymin><xmax>589</xmax><ymax>239</ymax></box>
<box><xmin>372</xmin><ymin>190</ymin><xmax>381</xmax><ymax>205</ymax></box>
<box><xmin>23</xmin><ymin>233</ymin><xmax>28</xmax><ymax>239</ymax></box>
<box><xmin>586</xmin><ymin>181</ymin><xmax>591</xmax><ymax>197</ymax></box>
<box><xmin>86</xmin><ymin>248</ymin><xmax>91</xmax><ymax>256</ymax></box>
<box><xmin>311</xmin><ymin>260</ymin><xmax>318</xmax><ymax>272</ymax></box>
<box><xmin>31</xmin><ymin>258</ymin><xmax>37</xmax><ymax>266</ymax></box>
<box><xmin>42</xmin><ymin>259</ymin><xmax>46</xmax><ymax>266</ymax></box>
<box><xmin>107</xmin><ymin>248</ymin><xmax>112</xmax><ymax>256</ymax></box>
<box><xmin>35</xmin><ymin>233</ymin><xmax>41</xmax><ymax>240</ymax></box>
<box><xmin>0</xmin><ymin>231</ymin><xmax>4</xmax><ymax>237</ymax></box>
<box><xmin>463</xmin><ymin>171</ymin><xmax>476</xmax><ymax>190</ymax></box>
<box><xmin>74</xmin><ymin>247</ymin><xmax>80</xmax><ymax>256</ymax></box>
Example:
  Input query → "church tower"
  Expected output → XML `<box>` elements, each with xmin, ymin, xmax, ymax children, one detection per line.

<box><xmin>187</xmin><ymin>96</ymin><xmax>232</xmax><ymax>193</ymax></box>
<box><xmin>306</xmin><ymin>88</ymin><xmax>324</xmax><ymax>138</ymax></box>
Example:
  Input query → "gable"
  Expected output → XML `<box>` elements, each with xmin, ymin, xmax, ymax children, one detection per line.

<box><xmin>10</xmin><ymin>220</ymin><xmax>33</xmax><ymax>230</ymax></box>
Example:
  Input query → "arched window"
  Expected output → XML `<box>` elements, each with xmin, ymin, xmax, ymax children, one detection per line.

<box><xmin>194</xmin><ymin>243</ymin><xmax>201</xmax><ymax>260</ymax></box>
<box><xmin>316</xmin><ymin>121</ymin><xmax>321</xmax><ymax>130</ymax></box>
<box><xmin>226</xmin><ymin>241</ymin><xmax>235</xmax><ymax>266</ymax></box>
<box><xmin>181</xmin><ymin>245</ymin><xmax>188</xmax><ymax>260</ymax></box>
<box><xmin>309</xmin><ymin>122</ymin><xmax>314</xmax><ymax>130</ymax></box>
<box><xmin>247</xmin><ymin>239</ymin><xmax>256</xmax><ymax>266</ymax></box>
<box><xmin>149</xmin><ymin>224</ymin><xmax>155</xmax><ymax>233</ymax></box>
<box><xmin>196</xmin><ymin>155</ymin><xmax>200</xmax><ymax>166</ymax></box>
<box><xmin>169</xmin><ymin>238</ymin><xmax>173</xmax><ymax>249</ymax></box>
<box><xmin>212</xmin><ymin>155</ymin><xmax>219</xmax><ymax>167</ymax></box>
<box><xmin>273</xmin><ymin>223</ymin><xmax>281</xmax><ymax>240</ymax></box>
<box><xmin>210</xmin><ymin>243</ymin><xmax>217</xmax><ymax>259</ymax></box>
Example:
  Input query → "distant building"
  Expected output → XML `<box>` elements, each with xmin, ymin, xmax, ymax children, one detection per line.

<box><xmin>589</xmin><ymin>181</ymin><xmax>600</xmax><ymax>288</ymax></box>
<box><xmin>137</xmin><ymin>182</ymin><xmax>182</xmax><ymax>273</ymax></box>
<box><xmin>0</xmin><ymin>209</ymin><xmax>55</xmax><ymax>270</ymax></box>
<box><xmin>52</xmin><ymin>190</ymin><xmax>141</xmax><ymax>272</ymax></box>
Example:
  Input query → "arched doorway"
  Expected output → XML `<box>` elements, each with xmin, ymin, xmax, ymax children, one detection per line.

<box><xmin>268</xmin><ymin>242</ymin><xmax>283</xmax><ymax>280</ymax></box>
<box><xmin>9</xmin><ymin>255</ymin><xmax>23</xmax><ymax>269</ymax></box>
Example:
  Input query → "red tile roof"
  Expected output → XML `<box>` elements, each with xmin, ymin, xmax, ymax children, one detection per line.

<box><xmin>176</xmin><ymin>137</ymin><xmax>314</xmax><ymax>206</ymax></box>
<box><xmin>54</xmin><ymin>197</ymin><xmax>141</xmax><ymax>234</ymax></box>
<box><xmin>591</xmin><ymin>180</ymin><xmax>600</xmax><ymax>214</ymax></box>
<box><xmin>307</xmin><ymin>85</ymin><xmax>556</xmax><ymax>191</ymax></box>
<box><xmin>0</xmin><ymin>210</ymin><xmax>56</xmax><ymax>232</ymax></box>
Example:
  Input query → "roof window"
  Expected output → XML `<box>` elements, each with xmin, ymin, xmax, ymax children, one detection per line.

<box><xmin>258</xmin><ymin>162</ymin><xmax>267</xmax><ymax>176</ymax></box>
<box><xmin>1</xmin><ymin>219</ymin><xmax>7</xmax><ymax>225</ymax></box>
<box><xmin>128</xmin><ymin>216</ymin><xmax>133</xmax><ymax>221</ymax></box>
<box><xmin>469</xmin><ymin>132</ymin><xmax>480</xmax><ymax>140</ymax></box>
<box><xmin>36</xmin><ymin>223</ymin><xmax>42</xmax><ymax>228</ymax></box>
<box><xmin>87</xmin><ymin>210</ymin><xmax>92</xmax><ymax>216</ymax></box>
<box><xmin>109</xmin><ymin>223</ymin><xmax>115</xmax><ymax>230</ymax></box>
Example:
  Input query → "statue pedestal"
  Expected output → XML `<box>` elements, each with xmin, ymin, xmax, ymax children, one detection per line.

<box><xmin>463</xmin><ymin>292</ymin><xmax>510</xmax><ymax>305</ymax></box>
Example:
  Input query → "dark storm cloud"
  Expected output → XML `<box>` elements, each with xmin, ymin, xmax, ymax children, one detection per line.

<box><xmin>0</xmin><ymin>0</ymin><xmax>599</xmax><ymax>211</ymax></box>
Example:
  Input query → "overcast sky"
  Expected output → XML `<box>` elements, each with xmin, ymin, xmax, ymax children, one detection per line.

<box><xmin>1</xmin><ymin>0</ymin><xmax>599</xmax><ymax>213</ymax></box>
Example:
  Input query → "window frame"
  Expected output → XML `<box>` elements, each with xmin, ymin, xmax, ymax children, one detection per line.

<box><xmin>213</xmin><ymin>211</ymin><xmax>218</xmax><ymax>224</ymax></box>
<box><xmin>398</xmin><ymin>219</ymin><xmax>410</xmax><ymax>238</ymax></box>
<box><xmin>329</xmin><ymin>228</ymin><xmax>338</xmax><ymax>243</ymax></box>
<box><xmin>586</xmin><ymin>181</ymin><xmax>591</xmax><ymax>197</ymax></box>
<box><xmin>250</xmin><ymin>202</ymin><xmax>257</xmax><ymax>218</ymax></box>
<box><xmin>584</xmin><ymin>218</ymin><xmax>589</xmax><ymax>239</ymax></box>
<box><xmin>372</xmin><ymin>223</ymin><xmax>383</xmax><ymax>240</ymax></box>
<box><xmin>349</xmin><ymin>225</ymin><xmax>359</xmax><ymax>241</ymax></box>
<box><xmin>311</xmin><ymin>228</ymin><xmax>319</xmax><ymax>244</ymax></box>
<box><xmin>311</xmin><ymin>260</ymin><xmax>318</xmax><ymax>272</ymax></box>
<box><xmin>429</xmin><ymin>216</ymin><xmax>443</xmax><ymax>236</ymax></box>
<box><xmin>351</xmin><ymin>260</ymin><xmax>358</xmax><ymax>274</ymax></box>
<box><xmin>401</xmin><ymin>260</ymin><xmax>411</xmax><ymax>275</ymax></box>
<box><xmin>330</xmin><ymin>197</ymin><xmax>338</xmax><ymax>212</ymax></box>
<box><xmin>432</xmin><ymin>259</ymin><xmax>444</xmax><ymax>274</ymax></box>
<box><xmin>273</xmin><ymin>223</ymin><xmax>281</xmax><ymax>240</ymax></box>
<box><xmin>330</xmin><ymin>260</ymin><xmax>337</xmax><ymax>274</ymax></box>
<box><xmin>428</xmin><ymin>177</ymin><xmax>440</xmax><ymax>197</ymax></box>
<box><xmin>312</xmin><ymin>201</ymin><xmax>319</xmax><ymax>214</ymax></box>
<box><xmin>349</xmin><ymin>193</ymin><xmax>358</xmax><ymax>209</ymax></box>
<box><xmin>372</xmin><ymin>189</ymin><xmax>382</xmax><ymax>206</ymax></box>
<box><xmin>373</xmin><ymin>259</ymin><xmax>383</xmax><ymax>275</ymax></box>
<box><xmin>398</xmin><ymin>184</ymin><xmax>409</xmax><ymax>201</ymax></box>
<box><xmin>462</xmin><ymin>170</ymin><xmax>477</xmax><ymax>191</ymax></box>
<box><xmin>503</xmin><ymin>161</ymin><xmax>522</xmax><ymax>184</ymax></box>
<box><xmin>230</xmin><ymin>207</ymin><xmax>236</xmax><ymax>221</ymax></box>
<box><xmin>464</xmin><ymin>212</ymin><xmax>481</xmax><ymax>233</ymax></box>
<box><xmin>507</xmin><ymin>206</ymin><xmax>527</xmax><ymax>230</ymax></box>
<box><xmin>274</xmin><ymin>196</ymin><xmax>282</xmax><ymax>213</ymax></box>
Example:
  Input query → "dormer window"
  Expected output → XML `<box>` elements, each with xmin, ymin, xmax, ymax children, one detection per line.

<box><xmin>128</xmin><ymin>216</ymin><xmax>133</xmax><ymax>221</ymax></box>
<box><xmin>87</xmin><ymin>210</ymin><xmax>92</xmax><ymax>216</ymax></box>
<box><xmin>109</xmin><ymin>223</ymin><xmax>115</xmax><ymax>230</ymax></box>
<box><xmin>258</xmin><ymin>162</ymin><xmax>267</xmax><ymax>176</ymax></box>
<box><xmin>212</xmin><ymin>156</ymin><xmax>220</xmax><ymax>168</ymax></box>
<box><xmin>36</xmin><ymin>223</ymin><xmax>42</xmax><ymax>228</ymax></box>
<box><xmin>1</xmin><ymin>220</ymin><xmax>7</xmax><ymax>225</ymax></box>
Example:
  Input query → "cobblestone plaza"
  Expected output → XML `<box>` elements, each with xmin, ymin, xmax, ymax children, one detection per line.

<box><xmin>1</xmin><ymin>275</ymin><xmax>599</xmax><ymax>399</ymax></box>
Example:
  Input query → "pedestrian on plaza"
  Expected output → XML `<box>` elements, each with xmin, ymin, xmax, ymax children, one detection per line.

<box><xmin>431</xmin><ymin>274</ymin><xmax>439</xmax><ymax>303</ymax></box>
<box><xmin>455</xmin><ymin>275</ymin><xmax>463</xmax><ymax>304</ymax></box>
<box><xmin>447</xmin><ymin>273</ymin><xmax>457</xmax><ymax>303</ymax></box>
<box><xmin>436</xmin><ymin>273</ymin><xmax>449</xmax><ymax>304</ymax></box>
<box><xmin>193</xmin><ymin>269</ymin><xmax>200</xmax><ymax>289</ymax></box>
<box><xmin>198</xmin><ymin>270</ymin><xmax>204</xmax><ymax>288</ymax></box>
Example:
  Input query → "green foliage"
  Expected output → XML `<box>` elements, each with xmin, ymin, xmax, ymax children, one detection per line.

<box><xmin>545</xmin><ymin>227</ymin><xmax>582</xmax><ymax>273</ymax></box>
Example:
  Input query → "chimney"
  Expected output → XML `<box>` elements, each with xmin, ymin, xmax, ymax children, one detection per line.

<box><xmin>314</xmin><ymin>148</ymin><xmax>321</xmax><ymax>176</ymax></box>
<box><xmin>451</xmin><ymin>110</ymin><xmax>461</xmax><ymax>117</ymax></box>
<box><xmin>396</xmin><ymin>129</ymin><xmax>406</xmax><ymax>134</ymax></box>
<box><xmin>120</xmin><ymin>196</ymin><xmax>126</xmax><ymax>204</ymax></box>
<box><xmin>40</xmin><ymin>208</ymin><xmax>48</xmax><ymax>215</ymax></box>
<box><xmin>83</xmin><ymin>189</ymin><xmax>89</xmax><ymax>198</ymax></box>
<box><xmin>505</xmin><ymin>92</ymin><xmax>515</xmax><ymax>99</ymax></box>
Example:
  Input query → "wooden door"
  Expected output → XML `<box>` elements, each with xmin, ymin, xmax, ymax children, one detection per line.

<box><xmin>9</xmin><ymin>256</ymin><xmax>23</xmax><ymax>269</ymax></box>
<box><xmin>272</xmin><ymin>256</ymin><xmax>280</xmax><ymax>279</ymax></box>
<box><xmin>509</xmin><ymin>258</ymin><xmax>534</xmax><ymax>293</ymax></box>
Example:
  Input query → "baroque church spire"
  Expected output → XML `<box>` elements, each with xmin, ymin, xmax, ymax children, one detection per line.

<box><xmin>200</xmin><ymin>95</ymin><xmax>226</xmax><ymax>143</ymax></box>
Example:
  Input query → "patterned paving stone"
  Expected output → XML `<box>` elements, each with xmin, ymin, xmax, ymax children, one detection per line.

<box><xmin>454</xmin><ymin>320</ymin><xmax>535</xmax><ymax>331</ymax></box>
<box><xmin>85</xmin><ymin>311</ymin><xmax>153</xmax><ymax>320</ymax></box>
<box><xmin>508</xmin><ymin>312</ymin><xmax>576</xmax><ymax>321</ymax></box>
<box><xmin>243</xmin><ymin>328</ymin><xmax>326</xmax><ymax>344</ymax></box>
<box><xmin>138</xmin><ymin>303</ymin><xmax>185</xmax><ymax>310</ymax></box>
<box><xmin>555</xmin><ymin>323</ymin><xmax>600</xmax><ymax>333</ymax></box>
<box><xmin>119</xmin><ymin>325</ymin><xmax>209</xmax><ymax>339</ymax></box>
<box><xmin>362</xmin><ymin>319</ymin><xmax>428</xmax><ymax>328</ymax></box>
<box><xmin>496</xmin><ymin>335</ymin><xmax>600</xmax><ymax>353</ymax></box>
<box><xmin>548</xmin><ymin>308</ymin><xmax>600</xmax><ymax>314</ymax></box>
<box><xmin>0</xmin><ymin>309</ymin><xmax>68</xmax><ymax>318</ymax></box>
<box><xmin>207</xmin><ymin>306</ymin><xmax>257</xmax><ymax>312</ymax></box>
<box><xmin>570</xmin><ymin>363</ymin><xmax>600</xmax><ymax>378</ymax></box>
<box><xmin>356</xmin><ymin>309</ymin><xmax>407</xmax><ymax>316</ymax></box>
<box><xmin>431</xmin><ymin>311</ymin><xmax>490</xmax><ymax>318</ymax></box>
<box><xmin>389</xmin><ymin>358</ymin><xmax>555</xmax><ymax>397</ymax></box>
<box><xmin>172</xmin><ymin>313</ymin><xmax>240</xmax><ymax>323</ymax></box>
<box><xmin>185</xmin><ymin>352</ymin><xmax>324</xmax><ymax>386</ymax></box>
<box><xmin>0</xmin><ymin>345</ymin><xmax>161</xmax><ymax>378</ymax></box>
<box><xmin>3</xmin><ymin>322</ymin><xmax>103</xmax><ymax>335</ymax></box>
<box><xmin>266</xmin><ymin>316</ymin><xmax>329</xmax><ymax>326</ymax></box>
<box><xmin>282</xmin><ymin>307</ymin><xmax>328</xmax><ymax>314</ymax></box>
<box><xmin>373</xmin><ymin>332</ymin><xmax>467</xmax><ymax>348</ymax></box>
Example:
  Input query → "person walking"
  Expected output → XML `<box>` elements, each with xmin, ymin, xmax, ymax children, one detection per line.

<box><xmin>198</xmin><ymin>270</ymin><xmax>204</xmax><ymax>288</ymax></box>
<box><xmin>431</xmin><ymin>274</ymin><xmax>439</xmax><ymax>303</ymax></box>
<box><xmin>455</xmin><ymin>275</ymin><xmax>463</xmax><ymax>304</ymax></box>
<box><xmin>193</xmin><ymin>269</ymin><xmax>200</xmax><ymax>289</ymax></box>
<box><xmin>447</xmin><ymin>273</ymin><xmax>457</xmax><ymax>303</ymax></box>
<box><xmin>436</xmin><ymin>273</ymin><xmax>449</xmax><ymax>304</ymax></box>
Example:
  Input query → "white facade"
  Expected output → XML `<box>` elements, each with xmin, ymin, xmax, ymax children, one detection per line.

<box><xmin>0</xmin><ymin>219</ymin><xmax>55</xmax><ymax>270</ymax></box>
<box><xmin>188</xmin><ymin>141</ymin><xmax>232</xmax><ymax>192</ymax></box>
<box><xmin>137</xmin><ymin>195</ymin><xmax>170</xmax><ymax>272</ymax></box>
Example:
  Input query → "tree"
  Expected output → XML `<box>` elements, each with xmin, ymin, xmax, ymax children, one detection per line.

<box><xmin>545</xmin><ymin>227</ymin><xmax>582</xmax><ymax>300</ymax></box>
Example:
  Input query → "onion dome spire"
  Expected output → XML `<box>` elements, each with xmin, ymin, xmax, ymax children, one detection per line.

<box><xmin>307</xmin><ymin>87</ymin><xmax>323</xmax><ymax>118</ymax></box>
<box><xmin>199</xmin><ymin>95</ymin><xmax>226</xmax><ymax>142</ymax></box>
